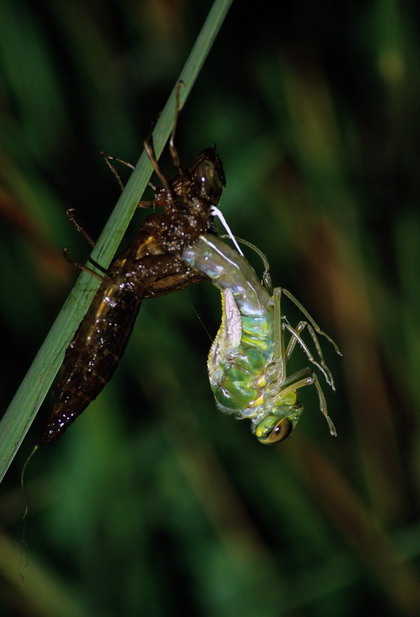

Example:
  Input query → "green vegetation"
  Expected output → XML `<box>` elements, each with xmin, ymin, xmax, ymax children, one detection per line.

<box><xmin>0</xmin><ymin>1</ymin><xmax>419</xmax><ymax>615</ymax></box>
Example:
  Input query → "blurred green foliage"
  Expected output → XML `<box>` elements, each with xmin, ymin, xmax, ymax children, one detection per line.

<box><xmin>1</xmin><ymin>0</ymin><xmax>420</xmax><ymax>616</ymax></box>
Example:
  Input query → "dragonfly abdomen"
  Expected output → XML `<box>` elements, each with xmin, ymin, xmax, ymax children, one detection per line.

<box><xmin>182</xmin><ymin>235</ymin><xmax>275</xmax><ymax>418</ymax></box>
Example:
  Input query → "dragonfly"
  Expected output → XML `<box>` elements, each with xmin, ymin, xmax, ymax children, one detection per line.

<box><xmin>40</xmin><ymin>145</ymin><xmax>226</xmax><ymax>444</ymax></box>
<box><xmin>182</xmin><ymin>234</ymin><xmax>341</xmax><ymax>444</ymax></box>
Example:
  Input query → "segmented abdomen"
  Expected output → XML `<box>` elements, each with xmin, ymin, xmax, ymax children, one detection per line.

<box><xmin>182</xmin><ymin>235</ymin><xmax>275</xmax><ymax>419</ymax></box>
<box><xmin>183</xmin><ymin>235</ymin><xmax>270</xmax><ymax>316</ymax></box>
<box><xmin>41</xmin><ymin>273</ymin><xmax>145</xmax><ymax>443</ymax></box>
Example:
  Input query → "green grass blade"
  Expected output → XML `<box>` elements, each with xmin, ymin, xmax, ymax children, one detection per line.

<box><xmin>0</xmin><ymin>0</ymin><xmax>233</xmax><ymax>483</ymax></box>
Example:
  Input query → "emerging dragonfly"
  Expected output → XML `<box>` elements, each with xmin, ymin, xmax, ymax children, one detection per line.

<box><xmin>41</xmin><ymin>145</ymin><xmax>226</xmax><ymax>444</ymax></box>
<box><xmin>182</xmin><ymin>234</ymin><xmax>341</xmax><ymax>444</ymax></box>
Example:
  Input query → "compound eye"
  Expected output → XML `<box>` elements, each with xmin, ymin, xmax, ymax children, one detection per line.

<box><xmin>261</xmin><ymin>418</ymin><xmax>293</xmax><ymax>444</ymax></box>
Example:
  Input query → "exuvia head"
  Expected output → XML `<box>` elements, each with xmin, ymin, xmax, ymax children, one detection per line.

<box><xmin>191</xmin><ymin>147</ymin><xmax>226</xmax><ymax>202</ymax></box>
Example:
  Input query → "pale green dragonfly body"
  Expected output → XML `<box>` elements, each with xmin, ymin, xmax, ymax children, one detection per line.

<box><xmin>182</xmin><ymin>234</ymin><xmax>340</xmax><ymax>444</ymax></box>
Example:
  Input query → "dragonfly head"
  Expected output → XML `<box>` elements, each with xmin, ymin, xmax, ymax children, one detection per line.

<box><xmin>254</xmin><ymin>402</ymin><xmax>303</xmax><ymax>444</ymax></box>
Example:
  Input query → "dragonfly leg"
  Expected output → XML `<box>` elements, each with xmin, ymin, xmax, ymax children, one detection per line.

<box><xmin>169</xmin><ymin>81</ymin><xmax>184</xmax><ymax>172</ymax></box>
<box><xmin>66</xmin><ymin>208</ymin><xmax>96</xmax><ymax>248</ymax></box>
<box><xmin>100</xmin><ymin>151</ymin><xmax>133</xmax><ymax>192</ymax></box>
<box><xmin>143</xmin><ymin>140</ymin><xmax>171</xmax><ymax>191</ymax></box>
<box><xmin>311</xmin><ymin>370</ymin><xmax>338</xmax><ymax>436</ymax></box>
<box><xmin>223</xmin><ymin>235</ymin><xmax>273</xmax><ymax>292</ymax></box>
<box><xmin>66</xmin><ymin>209</ymin><xmax>108</xmax><ymax>273</ymax></box>
<box><xmin>276</xmin><ymin>367</ymin><xmax>337</xmax><ymax>437</ymax></box>
<box><xmin>270</xmin><ymin>287</ymin><xmax>286</xmax><ymax>385</ymax></box>
<box><xmin>144</xmin><ymin>82</ymin><xmax>188</xmax><ymax>205</ymax></box>
<box><xmin>100</xmin><ymin>151</ymin><xmax>156</xmax><ymax>208</ymax></box>
<box><xmin>282</xmin><ymin>288</ymin><xmax>342</xmax><ymax>355</ymax></box>
<box><xmin>275</xmin><ymin>367</ymin><xmax>314</xmax><ymax>402</ymax></box>
<box><xmin>285</xmin><ymin>320</ymin><xmax>306</xmax><ymax>362</ymax></box>
<box><xmin>63</xmin><ymin>248</ymin><xmax>107</xmax><ymax>282</ymax></box>
<box><xmin>284</xmin><ymin>318</ymin><xmax>335</xmax><ymax>389</ymax></box>
<box><xmin>283</xmin><ymin>320</ymin><xmax>335</xmax><ymax>389</ymax></box>
<box><xmin>303</xmin><ymin>321</ymin><xmax>336</xmax><ymax>387</ymax></box>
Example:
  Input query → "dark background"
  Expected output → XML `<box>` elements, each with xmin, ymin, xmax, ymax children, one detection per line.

<box><xmin>1</xmin><ymin>1</ymin><xmax>420</xmax><ymax>616</ymax></box>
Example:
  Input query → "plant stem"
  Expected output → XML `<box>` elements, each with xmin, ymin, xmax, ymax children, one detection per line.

<box><xmin>0</xmin><ymin>0</ymin><xmax>233</xmax><ymax>483</ymax></box>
